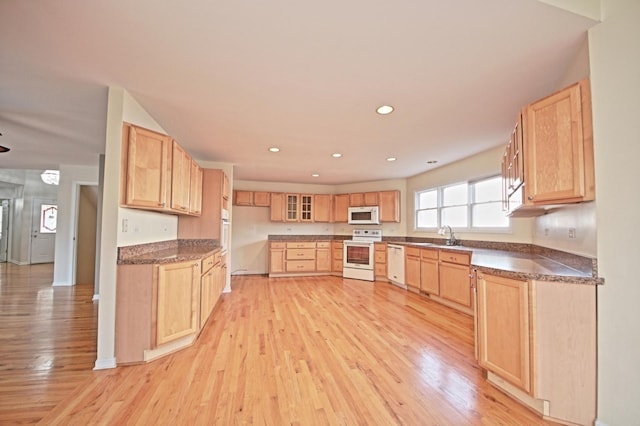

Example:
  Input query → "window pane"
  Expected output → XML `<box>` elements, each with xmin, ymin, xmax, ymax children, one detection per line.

<box><xmin>417</xmin><ymin>190</ymin><xmax>437</xmax><ymax>209</ymax></box>
<box><xmin>474</xmin><ymin>176</ymin><xmax>502</xmax><ymax>203</ymax></box>
<box><xmin>442</xmin><ymin>183</ymin><xmax>468</xmax><ymax>206</ymax></box>
<box><xmin>417</xmin><ymin>209</ymin><xmax>437</xmax><ymax>228</ymax></box>
<box><xmin>472</xmin><ymin>202</ymin><xmax>509</xmax><ymax>227</ymax></box>
<box><xmin>441</xmin><ymin>205</ymin><xmax>467</xmax><ymax>227</ymax></box>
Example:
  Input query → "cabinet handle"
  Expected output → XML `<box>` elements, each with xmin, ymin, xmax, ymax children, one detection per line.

<box><xmin>528</xmin><ymin>196</ymin><xmax>534</xmax><ymax>200</ymax></box>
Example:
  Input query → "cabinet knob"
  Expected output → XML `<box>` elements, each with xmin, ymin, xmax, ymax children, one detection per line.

<box><xmin>527</xmin><ymin>196</ymin><xmax>534</xmax><ymax>200</ymax></box>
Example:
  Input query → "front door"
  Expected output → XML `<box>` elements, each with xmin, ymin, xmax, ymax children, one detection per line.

<box><xmin>30</xmin><ymin>198</ymin><xmax>57</xmax><ymax>264</ymax></box>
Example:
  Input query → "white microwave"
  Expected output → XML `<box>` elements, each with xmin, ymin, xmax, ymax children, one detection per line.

<box><xmin>347</xmin><ymin>206</ymin><xmax>380</xmax><ymax>225</ymax></box>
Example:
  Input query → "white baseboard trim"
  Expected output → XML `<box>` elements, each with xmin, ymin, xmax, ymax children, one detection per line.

<box><xmin>595</xmin><ymin>420</ymin><xmax>608</xmax><ymax>426</ymax></box>
<box><xmin>52</xmin><ymin>281</ymin><xmax>73</xmax><ymax>287</ymax></box>
<box><xmin>92</xmin><ymin>294</ymin><xmax>100</xmax><ymax>302</ymax></box>
<box><xmin>10</xmin><ymin>260</ymin><xmax>30</xmax><ymax>266</ymax></box>
<box><xmin>93</xmin><ymin>357</ymin><xmax>117</xmax><ymax>370</ymax></box>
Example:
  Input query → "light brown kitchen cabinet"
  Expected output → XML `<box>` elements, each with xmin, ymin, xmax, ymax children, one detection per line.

<box><xmin>374</xmin><ymin>242</ymin><xmax>387</xmax><ymax>279</ymax></box>
<box><xmin>285</xmin><ymin>194</ymin><xmax>299</xmax><ymax>221</ymax></box>
<box><xmin>170</xmin><ymin>141</ymin><xmax>192</xmax><ymax>213</ymax></box>
<box><xmin>120</xmin><ymin>123</ymin><xmax>172</xmax><ymax>211</ymax></box>
<box><xmin>253</xmin><ymin>191</ymin><xmax>271</xmax><ymax>207</ymax></box>
<box><xmin>477</xmin><ymin>273</ymin><xmax>531</xmax><ymax>393</ymax></box>
<box><xmin>439</xmin><ymin>250</ymin><xmax>472</xmax><ymax>308</ymax></box>
<box><xmin>199</xmin><ymin>253</ymin><xmax>216</xmax><ymax>328</ymax></box>
<box><xmin>270</xmin><ymin>193</ymin><xmax>285</xmax><ymax>222</ymax></box>
<box><xmin>222</xmin><ymin>173</ymin><xmax>230</xmax><ymax>209</ymax></box>
<box><xmin>178</xmin><ymin>169</ymin><xmax>225</xmax><ymax>239</ymax></box>
<box><xmin>234</xmin><ymin>190</ymin><xmax>253</xmax><ymax>206</ymax></box>
<box><xmin>300</xmin><ymin>194</ymin><xmax>313</xmax><ymax>222</ymax></box>
<box><xmin>333</xmin><ymin>194</ymin><xmax>349</xmax><ymax>223</ymax></box>
<box><xmin>405</xmin><ymin>246</ymin><xmax>421</xmax><ymax>290</ymax></box>
<box><xmin>349</xmin><ymin>192</ymin><xmax>364</xmax><ymax>207</ymax></box>
<box><xmin>379</xmin><ymin>190</ymin><xmax>400</xmax><ymax>222</ymax></box>
<box><xmin>332</xmin><ymin>241</ymin><xmax>344</xmax><ymax>274</ymax></box>
<box><xmin>316</xmin><ymin>242</ymin><xmax>331</xmax><ymax>272</ymax></box>
<box><xmin>269</xmin><ymin>242</ymin><xmax>286</xmax><ymax>274</ymax></box>
<box><xmin>313</xmin><ymin>194</ymin><xmax>332</xmax><ymax>222</ymax></box>
<box><xmin>285</xmin><ymin>242</ymin><xmax>316</xmax><ymax>272</ymax></box>
<box><xmin>155</xmin><ymin>260</ymin><xmax>201</xmax><ymax>346</ymax></box>
<box><xmin>189</xmin><ymin>160</ymin><xmax>203</xmax><ymax>215</ymax></box>
<box><xmin>503</xmin><ymin>79</ymin><xmax>594</xmax><ymax>216</ymax></box>
<box><xmin>420</xmin><ymin>248</ymin><xmax>439</xmax><ymax>295</ymax></box>
<box><xmin>476</xmin><ymin>273</ymin><xmax>596</xmax><ymax>425</ymax></box>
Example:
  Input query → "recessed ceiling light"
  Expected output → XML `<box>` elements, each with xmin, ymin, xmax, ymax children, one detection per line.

<box><xmin>311</xmin><ymin>173</ymin><xmax>319</xmax><ymax>177</ymax></box>
<box><xmin>332</xmin><ymin>153</ymin><xmax>342</xmax><ymax>158</ymax></box>
<box><xmin>269</xmin><ymin>147</ymin><xmax>280</xmax><ymax>152</ymax></box>
<box><xmin>427</xmin><ymin>160</ymin><xmax>438</xmax><ymax>164</ymax></box>
<box><xmin>386</xmin><ymin>157</ymin><xmax>397</xmax><ymax>162</ymax></box>
<box><xmin>376</xmin><ymin>105</ymin><xmax>394</xmax><ymax>115</ymax></box>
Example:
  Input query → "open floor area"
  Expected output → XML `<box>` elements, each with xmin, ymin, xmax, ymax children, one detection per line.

<box><xmin>0</xmin><ymin>265</ymin><xmax>555</xmax><ymax>424</ymax></box>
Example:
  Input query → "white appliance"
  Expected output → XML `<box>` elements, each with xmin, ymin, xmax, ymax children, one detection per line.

<box><xmin>347</xmin><ymin>206</ymin><xmax>380</xmax><ymax>225</ymax></box>
<box><xmin>221</xmin><ymin>209</ymin><xmax>230</xmax><ymax>254</ymax></box>
<box><xmin>387</xmin><ymin>244</ymin><xmax>406</xmax><ymax>288</ymax></box>
<box><xmin>343</xmin><ymin>229</ymin><xmax>382</xmax><ymax>281</ymax></box>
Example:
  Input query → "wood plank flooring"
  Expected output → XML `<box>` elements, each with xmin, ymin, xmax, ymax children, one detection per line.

<box><xmin>0</xmin><ymin>266</ymin><xmax>556</xmax><ymax>425</ymax></box>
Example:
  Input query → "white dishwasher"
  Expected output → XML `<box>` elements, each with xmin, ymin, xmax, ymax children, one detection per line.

<box><xmin>387</xmin><ymin>244</ymin><xmax>406</xmax><ymax>288</ymax></box>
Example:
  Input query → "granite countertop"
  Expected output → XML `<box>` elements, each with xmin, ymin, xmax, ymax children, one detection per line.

<box><xmin>269</xmin><ymin>235</ymin><xmax>602</xmax><ymax>285</ymax></box>
<box><xmin>118</xmin><ymin>239</ymin><xmax>220</xmax><ymax>265</ymax></box>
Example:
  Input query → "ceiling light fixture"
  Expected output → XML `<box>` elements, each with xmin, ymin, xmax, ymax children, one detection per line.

<box><xmin>376</xmin><ymin>105</ymin><xmax>394</xmax><ymax>115</ymax></box>
<box><xmin>0</xmin><ymin>146</ymin><xmax>9</xmax><ymax>153</ymax></box>
<box><xmin>332</xmin><ymin>153</ymin><xmax>342</xmax><ymax>158</ymax></box>
<box><xmin>40</xmin><ymin>170</ymin><xmax>60</xmax><ymax>185</ymax></box>
<box><xmin>268</xmin><ymin>147</ymin><xmax>280</xmax><ymax>152</ymax></box>
<box><xmin>311</xmin><ymin>173</ymin><xmax>319</xmax><ymax>177</ymax></box>
<box><xmin>427</xmin><ymin>160</ymin><xmax>438</xmax><ymax>164</ymax></box>
<box><xmin>386</xmin><ymin>157</ymin><xmax>397</xmax><ymax>162</ymax></box>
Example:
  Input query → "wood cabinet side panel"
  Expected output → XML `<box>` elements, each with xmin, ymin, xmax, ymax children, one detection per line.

<box><xmin>178</xmin><ymin>169</ymin><xmax>223</xmax><ymax>239</ymax></box>
<box><xmin>116</xmin><ymin>264</ymin><xmax>154</xmax><ymax>364</ymax></box>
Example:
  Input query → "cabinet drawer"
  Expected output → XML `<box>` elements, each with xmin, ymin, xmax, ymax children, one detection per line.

<box><xmin>316</xmin><ymin>241</ymin><xmax>331</xmax><ymax>249</ymax></box>
<box><xmin>439</xmin><ymin>250</ymin><xmax>471</xmax><ymax>266</ymax></box>
<box><xmin>421</xmin><ymin>248</ymin><xmax>439</xmax><ymax>260</ymax></box>
<box><xmin>374</xmin><ymin>242</ymin><xmax>387</xmax><ymax>252</ymax></box>
<box><xmin>270</xmin><ymin>242</ymin><xmax>286</xmax><ymax>249</ymax></box>
<box><xmin>201</xmin><ymin>254</ymin><xmax>215</xmax><ymax>274</ymax></box>
<box><xmin>405</xmin><ymin>246</ymin><xmax>421</xmax><ymax>257</ymax></box>
<box><xmin>286</xmin><ymin>242</ymin><xmax>316</xmax><ymax>249</ymax></box>
<box><xmin>286</xmin><ymin>248</ymin><xmax>316</xmax><ymax>260</ymax></box>
<box><xmin>286</xmin><ymin>260</ymin><xmax>315</xmax><ymax>272</ymax></box>
<box><xmin>375</xmin><ymin>251</ymin><xmax>386</xmax><ymax>263</ymax></box>
<box><xmin>375</xmin><ymin>263</ymin><xmax>387</xmax><ymax>276</ymax></box>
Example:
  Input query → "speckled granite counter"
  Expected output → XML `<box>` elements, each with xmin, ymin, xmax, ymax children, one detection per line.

<box><xmin>118</xmin><ymin>239</ymin><xmax>220</xmax><ymax>265</ymax></box>
<box><xmin>268</xmin><ymin>235</ymin><xmax>602</xmax><ymax>285</ymax></box>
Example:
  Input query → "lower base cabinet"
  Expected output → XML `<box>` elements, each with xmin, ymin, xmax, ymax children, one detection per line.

<box><xmin>476</xmin><ymin>272</ymin><xmax>596</xmax><ymax>426</ymax></box>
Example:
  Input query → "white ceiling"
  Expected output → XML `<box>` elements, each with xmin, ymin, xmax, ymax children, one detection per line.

<box><xmin>0</xmin><ymin>0</ymin><xmax>597</xmax><ymax>184</ymax></box>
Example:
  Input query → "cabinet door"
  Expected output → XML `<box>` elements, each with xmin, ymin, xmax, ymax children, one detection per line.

<box><xmin>379</xmin><ymin>190</ymin><xmax>400</xmax><ymax>222</ymax></box>
<box><xmin>313</xmin><ymin>194</ymin><xmax>332</xmax><ymax>222</ymax></box>
<box><xmin>300</xmin><ymin>194</ymin><xmax>313</xmax><ymax>222</ymax></box>
<box><xmin>285</xmin><ymin>194</ymin><xmax>299</xmax><ymax>222</ymax></box>
<box><xmin>349</xmin><ymin>193</ymin><xmax>364</xmax><ymax>207</ymax></box>
<box><xmin>332</xmin><ymin>241</ymin><xmax>344</xmax><ymax>273</ymax></box>
<box><xmin>253</xmin><ymin>191</ymin><xmax>271</xmax><ymax>207</ymax></box>
<box><xmin>405</xmin><ymin>249</ymin><xmax>421</xmax><ymax>289</ymax></box>
<box><xmin>234</xmin><ymin>190</ymin><xmax>253</xmax><ymax>206</ymax></box>
<box><xmin>269</xmin><ymin>244</ymin><xmax>285</xmax><ymax>273</ymax></box>
<box><xmin>439</xmin><ymin>262</ymin><xmax>471</xmax><ymax>307</ymax></box>
<box><xmin>525</xmin><ymin>82</ymin><xmax>587</xmax><ymax>203</ymax></box>
<box><xmin>171</xmin><ymin>141</ymin><xmax>191</xmax><ymax>213</ymax></box>
<box><xmin>123</xmin><ymin>124</ymin><xmax>171</xmax><ymax>209</ymax></box>
<box><xmin>420</xmin><ymin>258</ymin><xmax>439</xmax><ymax>295</ymax></box>
<box><xmin>316</xmin><ymin>248</ymin><xmax>331</xmax><ymax>272</ymax></box>
<box><xmin>189</xmin><ymin>161</ymin><xmax>203</xmax><ymax>215</ymax></box>
<box><xmin>155</xmin><ymin>261</ymin><xmax>200</xmax><ymax>346</ymax></box>
<box><xmin>333</xmin><ymin>194</ymin><xmax>349</xmax><ymax>223</ymax></box>
<box><xmin>270</xmin><ymin>193</ymin><xmax>285</xmax><ymax>222</ymax></box>
<box><xmin>200</xmin><ymin>268</ymin><xmax>214</xmax><ymax>327</ymax></box>
<box><xmin>477</xmin><ymin>274</ymin><xmax>531</xmax><ymax>393</ymax></box>
<box><xmin>363</xmin><ymin>192</ymin><xmax>378</xmax><ymax>206</ymax></box>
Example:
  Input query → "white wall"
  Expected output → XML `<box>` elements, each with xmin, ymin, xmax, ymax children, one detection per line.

<box><xmin>589</xmin><ymin>1</ymin><xmax>640</xmax><ymax>423</ymax></box>
<box><xmin>406</xmin><ymin>145</ymin><xmax>533</xmax><ymax>244</ymax></box>
<box><xmin>52</xmin><ymin>165</ymin><xmax>99</xmax><ymax>286</ymax></box>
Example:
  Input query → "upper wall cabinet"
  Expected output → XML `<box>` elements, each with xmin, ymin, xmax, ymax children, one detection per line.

<box><xmin>120</xmin><ymin>123</ymin><xmax>202</xmax><ymax>216</ymax></box>
<box><xmin>503</xmin><ymin>79</ymin><xmax>595</xmax><ymax>216</ymax></box>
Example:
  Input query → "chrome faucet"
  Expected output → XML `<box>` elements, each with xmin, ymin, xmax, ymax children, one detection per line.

<box><xmin>438</xmin><ymin>225</ymin><xmax>458</xmax><ymax>246</ymax></box>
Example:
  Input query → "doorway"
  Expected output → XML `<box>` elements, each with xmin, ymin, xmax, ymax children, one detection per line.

<box><xmin>30</xmin><ymin>198</ymin><xmax>57</xmax><ymax>264</ymax></box>
<box><xmin>74</xmin><ymin>185</ymin><xmax>98</xmax><ymax>286</ymax></box>
<box><xmin>0</xmin><ymin>199</ymin><xmax>9</xmax><ymax>262</ymax></box>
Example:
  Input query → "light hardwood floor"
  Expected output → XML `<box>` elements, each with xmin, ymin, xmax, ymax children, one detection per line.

<box><xmin>0</xmin><ymin>265</ymin><xmax>556</xmax><ymax>425</ymax></box>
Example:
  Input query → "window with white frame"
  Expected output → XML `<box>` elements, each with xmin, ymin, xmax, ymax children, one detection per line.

<box><xmin>415</xmin><ymin>175</ymin><xmax>509</xmax><ymax>230</ymax></box>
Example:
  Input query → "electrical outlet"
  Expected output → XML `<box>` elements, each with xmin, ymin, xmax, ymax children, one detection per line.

<box><xmin>121</xmin><ymin>218</ymin><xmax>128</xmax><ymax>233</ymax></box>
<box><xmin>544</xmin><ymin>228</ymin><xmax>549</xmax><ymax>236</ymax></box>
<box><xmin>568</xmin><ymin>228</ymin><xmax>576</xmax><ymax>239</ymax></box>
